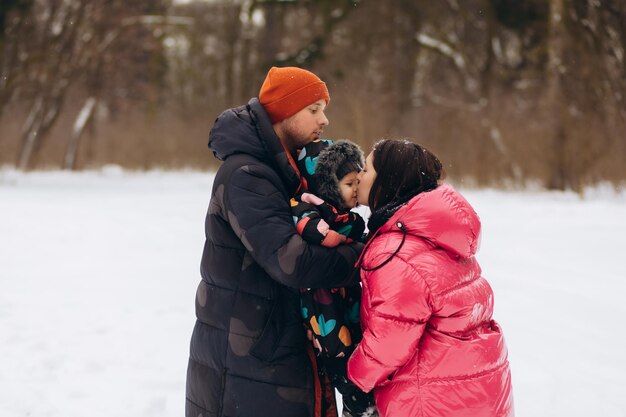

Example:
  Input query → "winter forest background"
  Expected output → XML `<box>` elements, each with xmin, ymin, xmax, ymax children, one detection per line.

<box><xmin>1</xmin><ymin>0</ymin><xmax>625</xmax><ymax>191</ymax></box>
<box><xmin>2</xmin><ymin>1</ymin><xmax>626</xmax><ymax>417</ymax></box>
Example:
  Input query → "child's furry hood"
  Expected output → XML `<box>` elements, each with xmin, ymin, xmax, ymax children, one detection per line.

<box><xmin>297</xmin><ymin>139</ymin><xmax>365</xmax><ymax>209</ymax></box>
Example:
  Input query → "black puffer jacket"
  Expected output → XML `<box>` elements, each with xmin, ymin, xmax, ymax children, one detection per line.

<box><xmin>186</xmin><ymin>98</ymin><xmax>362</xmax><ymax>417</ymax></box>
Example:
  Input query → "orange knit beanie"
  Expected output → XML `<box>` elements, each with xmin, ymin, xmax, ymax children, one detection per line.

<box><xmin>259</xmin><ymin>66</ymin><xmax>330</xmax><ymax>124</ymax></box>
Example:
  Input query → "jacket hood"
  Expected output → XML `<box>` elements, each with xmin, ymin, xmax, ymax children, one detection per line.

<box><xmin>208</xmin><ymin>98</ymin><xmax>303</xmax><ymax>196</ymax></box>
<box><xmin>208</xmin><ymin>98</ymin><xmax>267</xmax><ymax>162</ymax></box>
<box><xmin>377</xmin><ymin>184</ymin><xmax>481</xmax><ymax>258</ymax></box>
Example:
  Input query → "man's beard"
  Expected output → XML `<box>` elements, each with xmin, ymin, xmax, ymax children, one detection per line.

<box><xmin>281</xmin><ymin>122</ymin><xmax>314</xmax><ymax>153</ymax></box>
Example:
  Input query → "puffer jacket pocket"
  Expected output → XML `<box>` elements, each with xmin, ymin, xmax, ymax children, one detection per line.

<box><xmin>250</xmin><ymin>300</ymin><xmax>282</xmax><ymax>362</ymax></box>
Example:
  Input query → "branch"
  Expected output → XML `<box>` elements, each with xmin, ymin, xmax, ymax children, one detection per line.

<box><xmin>425</xmin><ymin>94</ymin><xmax>486</xmax><ymax>112</ymax></box>
<box><xmin>98</xmin><ymin>15</ymin><xmax>194</xmax><ymax>54</ymax></box>
<box><xmin>415</xmin><ymin>33</ymin><xmax>466</xmax><ymax>70</ymax></box>
<box><xmin>121</xmin><ymin>15</ymin><xmax>194</xmax><ymax>27</ymax></box>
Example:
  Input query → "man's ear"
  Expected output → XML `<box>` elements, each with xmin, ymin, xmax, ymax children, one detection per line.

<box><xmin>273</xmin><ymin>120</ymin><xmax>285</xmax><ymax>143</ymax></box>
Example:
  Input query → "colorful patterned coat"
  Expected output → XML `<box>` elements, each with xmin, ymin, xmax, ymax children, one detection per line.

<box><xmin>291</xmin><ymin>192</ymin><xmax>365</xmax><ymax>358</ymax></box>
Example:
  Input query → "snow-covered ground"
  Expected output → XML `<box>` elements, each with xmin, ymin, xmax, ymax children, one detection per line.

<box><xmin>1</xmin><ymin>169</ymin><xmax>625</xmax><ymax>417</ymax></box>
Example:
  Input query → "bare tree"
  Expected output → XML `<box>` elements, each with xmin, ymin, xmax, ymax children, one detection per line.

<box><xmin>1</xmin><ymin>0</ymin><xmax>173</xmax><ymax>170</ymax></box>
<box><xmin>544</xmin><ymin>0</ymin><xmax>568</xmax><ymax>190</ymax></box>
<box><xmin>0</xmin><ymin>0</ymin><xmax>33</xmax><ymax>118</ymax></box>
<box><xmin>17</xmin><ymin>0</ymin><xmax>88</xmax><ymax>170</ymax></box>
<box><xmin>2</xmin><ymin>0</ymin><xmax>625</xmax><ymax>186</ymax></box>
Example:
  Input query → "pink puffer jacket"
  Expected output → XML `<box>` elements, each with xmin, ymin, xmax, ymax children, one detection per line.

<box><xmin>347</xmin><ymin>184</ymin><xmax>514</xmax><ymax>417</ymax></box>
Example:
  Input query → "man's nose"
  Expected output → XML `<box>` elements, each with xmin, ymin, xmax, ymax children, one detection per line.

<box><xmin>319</xmin><ymin>112</ymin><xmax>329</xmax><ymax>126</ymax></box>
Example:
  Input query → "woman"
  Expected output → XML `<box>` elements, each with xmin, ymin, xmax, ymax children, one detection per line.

<box><xmin>346</xmin><ymin>139</ymin><xmax>514</xmax><ymax>417</ymax></box>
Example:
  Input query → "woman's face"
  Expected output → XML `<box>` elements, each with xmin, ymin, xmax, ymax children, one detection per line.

<box><xmin>357</xmin><ymin>152</ymin><xmax>377</xmax><ymax>206</ymax></box>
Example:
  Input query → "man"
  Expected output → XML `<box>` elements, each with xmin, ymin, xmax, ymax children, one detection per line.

<box><xmin>186</xmin><ymin>67</ymin><xmax>363</xmax><ymax>417</ymax></box>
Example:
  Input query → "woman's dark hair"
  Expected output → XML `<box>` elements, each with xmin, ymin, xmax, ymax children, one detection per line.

<box><xmin>368</xmin><ymin>138</ymin><xmax>445</xmax><ymax>211</ymax></box>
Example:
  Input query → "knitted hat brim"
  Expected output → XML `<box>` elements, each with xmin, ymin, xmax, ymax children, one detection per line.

<box><xmin>262</xmin><ymin>81</ymin><xmax>330</xmax><ymax>124</ymax></box>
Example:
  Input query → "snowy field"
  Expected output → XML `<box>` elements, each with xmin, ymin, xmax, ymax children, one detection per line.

<box><xmin>1</xmin><ymin>168</ymin><xmax>625</xmax><ymax>417</ymax></box>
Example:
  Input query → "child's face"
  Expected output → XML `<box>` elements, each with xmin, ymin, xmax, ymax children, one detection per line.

<box><xmin>338</xmin><ymin>171</ymin><xmax>359</xmax><ymax>209</ymax></box>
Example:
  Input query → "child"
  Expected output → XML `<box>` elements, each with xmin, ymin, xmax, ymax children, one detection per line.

<box><xmin>292</xmin><ymin>139</ymin><xmax>377</xmax><ymax>417</ymax></box>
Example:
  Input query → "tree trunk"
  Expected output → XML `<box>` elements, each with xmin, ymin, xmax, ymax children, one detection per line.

<box><xmin>545</xmin><ymin>0</ymin><xmax>568</xmax><ymax>190</ymax></box>
<box><xmin>64</xmin><ymin>97</ymin><xmax>96</xmax><ymax>170</ymax></box>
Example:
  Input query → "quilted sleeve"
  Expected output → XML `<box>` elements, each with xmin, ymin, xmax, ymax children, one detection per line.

<box><xmin>225</xmin><ymin>165</ymin><xmax>361</xmax><ymax>289</ymax></box>
<box><xmin>347</xmin><ymin>258</ymin><xmax>432</xmax><ymax>392</ymax></box>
